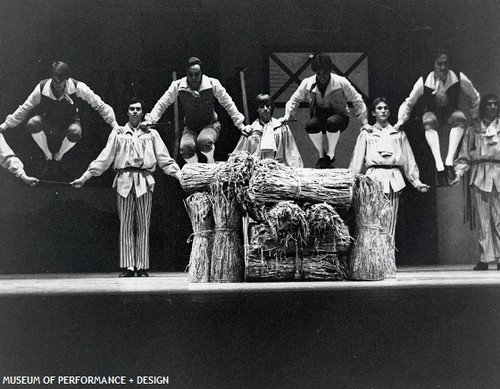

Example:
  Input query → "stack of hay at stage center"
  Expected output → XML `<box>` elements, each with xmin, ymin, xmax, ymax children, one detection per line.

<box><xmin>247</xmin><ymin>159</ymin><xmax>354</xmax><ymax>209</ymax></box>
<box><xmin>210</xmin><ymin>183</ymin><xmax>244</xmax><ymax>282</ymax></box>
<box><xmin>245</xmin><ymin>201</ymin><xmax>309</xmax><ymax>281</ymax></box>
<box><xmin>184</xmin><ymin>192</ymin><xmax>214</xmax><ymax>283</ymax></box>
<box><xmin>301</xmin><ymin>203</ymin><xmax>352</xmax><ymax>280</ymax></box>
<box><xmin>349</xmin><ymin>175</ymin><xmax>394</xmax><ymax>281</ymax></box>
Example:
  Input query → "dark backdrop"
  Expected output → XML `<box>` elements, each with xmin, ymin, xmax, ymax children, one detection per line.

<box><xmin>0</xmin><ymin>0</ymin><xmax>499</xmax><ymax>272</ymax></box>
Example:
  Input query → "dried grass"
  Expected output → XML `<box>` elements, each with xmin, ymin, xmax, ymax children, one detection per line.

<box><xmin>302</xmin><ymin>253</ymin><xmax>349</xmax><ymax>281</ymax></box>
<box><xmin>304</xmin><ymin>202</ymin><xmax>352</xmax><ymax>253</ymax></box>
<box><xmin>209</xmin><ymin>183</ymin><xmax>244</xmax><ymax>282</ymax></box>
<box><xmin>184</xmin><ymin>192</ymin><xmax>214</xmax><ymax>283</ymax></box>
<box><xmin>349</xmin><ymin>175</ymin><xmax>394</xmax><ymax>280</ymax></box>
<box><xmin>247</xmin><ymin>160</ymin><xmax>354</xmax><ymax>208</ymax></box>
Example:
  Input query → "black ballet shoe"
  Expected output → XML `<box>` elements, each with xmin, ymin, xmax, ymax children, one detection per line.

<box><xmin>473</xmin><ymin>262</ymin><xmax>488</xmax><ymax>271</ymax></box>
<box><xmin>119</xmin><ymin>269</ymin><xmax>135</xmax><ymax>277</ymax></box>
<box><xmin>136</xmin><ymin>269</ymin><xmax>149</xmax><ymax>277</ymax></box>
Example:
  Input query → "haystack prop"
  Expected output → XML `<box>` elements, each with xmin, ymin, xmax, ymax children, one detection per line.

<box><xmin>180</xmin><ymin>152</ymin><xmax>256</xmax><ymax>194</ymax></box>
<box><xmin>349</xmin><ymin>176</ymin><xmax>394</xmax><ymax>281</ymax></box>
<box><xmin>210</xmin><ymin>183</ymin><xmax>244</xmax><ymax>282</ymax></box>
<box><xmin>305</xmin><ymin>203</ymin><xmax>352</xmax><ymax>253</ymax></box>
<box><xmin>247</xmin><ymin>160</ymin><xmax>354</xmax><ymax>208</ymax></box>
<box><xmin>245</xmin><ymin>201</ymin><xmax>309</xmax><ymax>281</ymax></box>
<box><xmin>245</xmin><ymin>223</ymin><xmax>297</xmax><ymax>281</ymax></box>
<box><xmin>184</xmin><ymin>192</ymin><xmax>214</xmax><ymax>283</ymax></box>
<box><xmin>301</xmin><ymin>203</ymin><xmax>352</xmax><ymax>281</ymax></box>
<box><xmin>302</xmin><ymin>253</ymin><xmax>349</xmax><ymax>281</ymax></box>
<box><xmin>180</xmin><ymin>163</ymin><xmax>220</xmax><ymax>193</ymax></box>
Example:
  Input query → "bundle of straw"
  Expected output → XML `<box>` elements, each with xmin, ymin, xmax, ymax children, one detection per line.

<box><xmin>304</xmin><ymin>202</ymin><xmax>352</xmax><ymax>253</ymax></box>
<box><xmin>180</xmin><ymin>163</ymin><xmax>221</xmax><ymax>192</ymax></box>
<box><xmin>184</xmin><ymin>192</ymin><xmax>214</xmax><ymax>283</ymax></box>
<box><xmin>245</xmin><ymin>200</ymin><xmax>269</xmax><ymax>222</ymax></box>
<box><xmin>245</xmin><ymin>223</ymin><xmax>297</xmax><ymax>281</ymax></box>
<box><xmin>210</xmin><ymin>183</ymin><xmax>244</xmax><ymax>282</ymax></box>
<box><xmin>217</xmin><ymin>152</ymin><xmax>257</xmax><ymax>207</ymax></box>
<box><xmin>245</xmin><ymin>249</ymin><xmax>296</xmax><ymax>281</ymax></box>
<box><xmin>349</xmin><ymin>175</ymin><xmax>394</xmax><ymax>281</ymax></box>
<box><xmin>180</xmin><ymin>152</ymin><xmax>257</xmax><ymax>194</ymax></box>
<box><xmin>265</xmin><ymin>201</ymin><xmax>309</xmax><ymax>279</ymax></box>
<box><xmin>302</xmin><ymin>253</ymin><xmax>349</xmax><ymax>281</ymax></box>
<box><xmin>266</xmin><ymin>201</ymin><xmax>309</xmax><ymax>252</ymax></box>
<box><xmin>247</xmin><ymin>160</ymin><xmax>354</xmax><ymax>208</ymax></box>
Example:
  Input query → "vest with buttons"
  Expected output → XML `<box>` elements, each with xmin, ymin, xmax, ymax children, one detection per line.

<box><xmin>178</xmin><ymin>82</ymin><xmax>217</xmax><ymax>129</ymax></box>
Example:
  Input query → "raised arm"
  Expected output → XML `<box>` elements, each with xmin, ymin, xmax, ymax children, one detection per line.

<box><xmin>71</xmin><ymin>130</ymin><xmax>118</xmax><ymax>187</ymax></box>
<box><xmin>460</xmin><ymin>73</ymin><xmax>480</xmax><ymax>120</ymax></box>
<box><xmin>145</xmin><ymin>80</ymin><xmax>179</xmax><ymax>125</ymax></box>
<box><xmin>284</xmin><ymin>78</ymin><xmax>309</xmax><ymax>121</ymax></box>
<box><xmin>340</xmin><ymin>77</ymin><xmax>368</xmax><ymax>128</ymax></box>
<box><xmin>212</xmin><ymin>79</ymin><xmax>245</xmax><ymax>131</ymax></box>
<box><xmin>76</xmin><ymin>81</ymin><xmax>118</xmax><ymax>128</ymax></box>
<box><xmin>396</xmin><ymin>77</ymin><xmax>424</xmax><ymax>129</ymax></box>
<box><xmin>0</xmin><ymin>85</ymin><xmax>41</xmax><ymax>131</ymax></box>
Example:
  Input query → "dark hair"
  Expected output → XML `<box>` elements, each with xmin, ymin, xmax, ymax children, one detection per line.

<box><xmin>311</xmin><ymin>53</ymin><xmax>334</xmax><ymax>73</ymax></box>
<box><xmin>480</xmin><ymin>93</ymin><xmax>500</xmax><ymax>118</ymax></box>
<box><xmin>371</xmin><ymin>96</ymin><xmax>390</xmax><ymax>111</ymax></box>
<box><xmin>127</xmin><ymin>96</ymin><xmax>145</xmax><ymax>111</ymax></box>
<box><xmin>433</xmin><ymin>48</ymin><xmax>449</xmax><ymax>62</ymax></box>
<box><xmin>51</xmin><ymin>61</ymin><xmax>70</xmax><ymax>80</ymax></box>
<box><xmin>187</xmin><ymin>57</ymin><xmax>201</xmax><ymax>68</ymax></box>
<box><xmin>255</xmin><ymin>93</ymin><xmax>274</xmax><ymax>109</ymax></box>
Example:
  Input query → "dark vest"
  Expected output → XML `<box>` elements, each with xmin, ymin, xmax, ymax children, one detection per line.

<box><xmin>421</xmin><ymin>72</ymin><xmax>461</xmax><ymax>118</ymax></box>
<box><xmin>177</xmin><ymin>83</ymin><xmax>217</xmax><ymax>129</ymax></box>
<box><xmin>37</xmin><ymin>78</ymin><xmax>81</xmax><ymax>122</ymax></box>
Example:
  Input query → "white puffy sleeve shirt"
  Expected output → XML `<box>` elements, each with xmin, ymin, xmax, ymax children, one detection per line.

<box><xmin>82</xmin><ymin>124</ymin><xmax>180</xmax><ymax>198</ymax></box>
<box><xmin>349</xmin><ymin>124</ymin><xmax>423</xmax><ymax>194</ymax></box>
<box><xmin>454</xmin><ymin>119</ymin><xmax>500</xmax><ymax>192</ymax></box>
<box><xmin>0</xmin><ymin>134</ymin><xmax>25</xmax><ymax>177</ymax></box>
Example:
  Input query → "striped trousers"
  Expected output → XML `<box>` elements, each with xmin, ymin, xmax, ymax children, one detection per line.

<box><xmin>472</xmin><ymin>186</ymin><xmax>500</xmax><ymax>263</ymax></box>
<box><xmin>117</xmin><ymin>189</ymin><xmax>153</xmax><ymax>269</ymax></box>
<box><xmin>386</xmin><ymin>188</ymin><xmax>400</xmax><ymax>246</ymax></box>
<box><xmin>385</xmin><ymin>188</ymin><xmax>400</xmax><ymax>277</ymax></box>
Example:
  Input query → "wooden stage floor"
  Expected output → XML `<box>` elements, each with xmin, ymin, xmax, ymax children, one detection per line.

<box><xmin>2</xmin><ymin>265</ymin><xmax>500</xmax><ymax>388</ymax></box>
<box><xmin>1</xmin><ymin>265</ymin><xmax>499</xmax><ymax>295</ymax></box>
